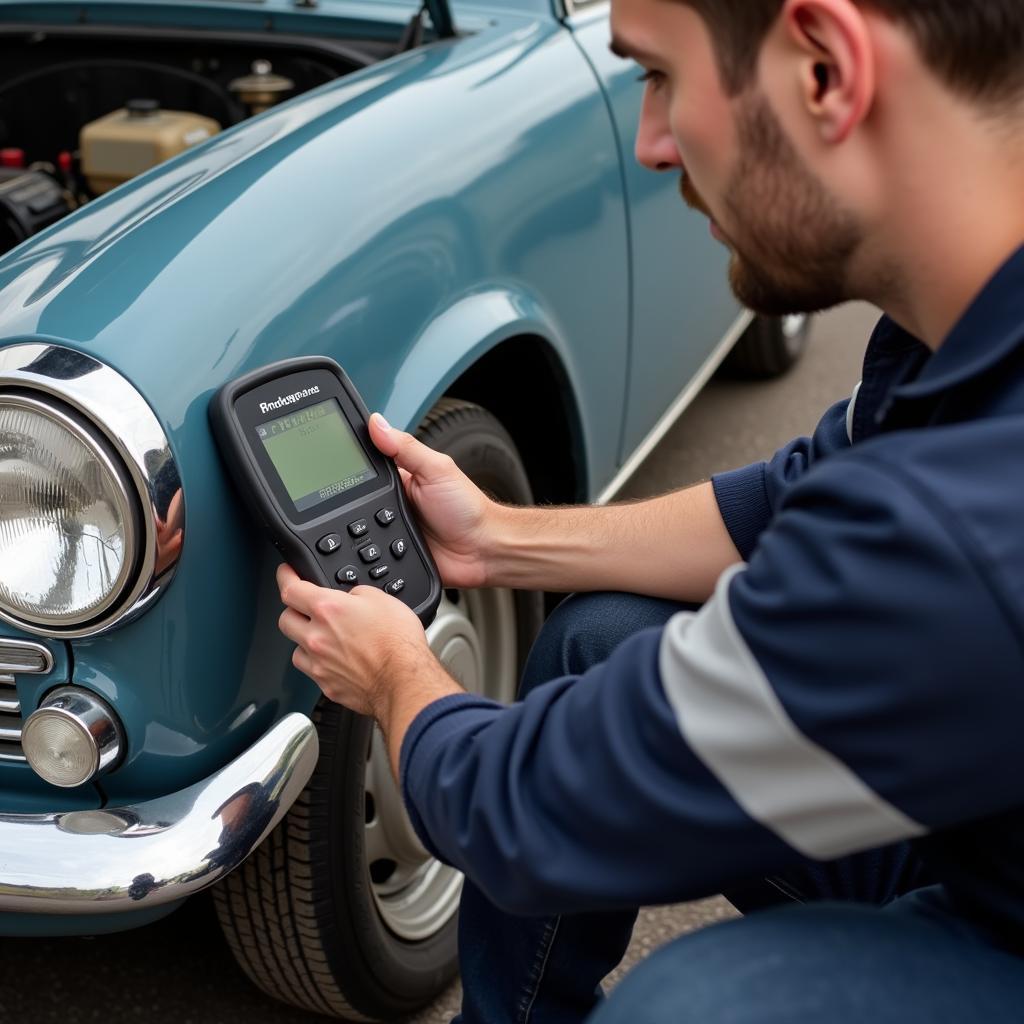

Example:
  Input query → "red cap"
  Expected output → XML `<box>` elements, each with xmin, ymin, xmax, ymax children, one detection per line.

<box><xmin>58</xmin><ymin>151</ymin><xmax>73</xmax><ymax>174</ymax></box>
<box><xmin>0</xmin><ymin>148</ymin><xmax>25</xmax><ymax>169</ymax></box>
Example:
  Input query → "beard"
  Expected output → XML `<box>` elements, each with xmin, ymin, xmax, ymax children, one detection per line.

<box><xmin>680</xmin><ymin>95</ymin><xmax>863</xmax><ymax>317</ymax></box>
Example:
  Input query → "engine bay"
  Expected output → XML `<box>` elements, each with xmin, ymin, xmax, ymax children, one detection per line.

<box><xmin>0</xmin><ymin>25</ymin><xmax>395</xmax><ymax>254</ymax></box>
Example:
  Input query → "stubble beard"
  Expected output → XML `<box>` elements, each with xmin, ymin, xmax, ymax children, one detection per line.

<box><xmin>682</xmin><ymin>94</ymin><xmax>863</xmax><ymax>318</ymax></box>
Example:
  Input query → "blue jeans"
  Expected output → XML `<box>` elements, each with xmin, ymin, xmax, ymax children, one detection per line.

<box><xmin>454</xmin><ymin>592</ymin><xmax>1024</xmax><ymax>1024</ymax></box>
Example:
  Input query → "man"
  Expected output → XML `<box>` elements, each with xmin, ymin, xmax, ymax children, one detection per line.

<box><xmin>277</xmin><ymin>0</ymin><xmax>1024</xmax><ymax>1019</ymax></box>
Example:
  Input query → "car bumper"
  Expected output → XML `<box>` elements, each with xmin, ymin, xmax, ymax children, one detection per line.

<box><xmin>0</xmin><ymin>712</ymin><xmax>318</xmax><ymax>914</ymax></box>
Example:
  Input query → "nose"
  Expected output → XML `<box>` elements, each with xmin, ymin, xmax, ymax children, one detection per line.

<box><xmin>634</xmin><ymin>86</ymin><xmax>682</xmax><ymax>172</ymax></box>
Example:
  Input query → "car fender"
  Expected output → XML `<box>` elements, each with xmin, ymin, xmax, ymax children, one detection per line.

<box><xmin>380</xmin><ymin>283</ymin><xmax>586</xmax><ymax>470</ymax></box>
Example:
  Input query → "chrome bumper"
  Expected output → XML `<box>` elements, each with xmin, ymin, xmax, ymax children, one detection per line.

<box><xmin>0</xmin><ymin>712</ymin><xmax>318</xmax><ymax>914</ymax></box>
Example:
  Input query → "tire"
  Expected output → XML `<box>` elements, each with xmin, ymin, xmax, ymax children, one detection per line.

<box><xmin>723</xmin><ymin>314</ymin><xmax>812</xmax><ymax>379</ymax></box>
<box><xmin>213</xmin><ymin>397</ymin><xmax>543</xmax><ymax>1021</ymax></box>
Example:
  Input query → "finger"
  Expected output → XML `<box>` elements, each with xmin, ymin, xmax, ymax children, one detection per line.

<box><xmin>291</xmin><ymin>645</ymin><xmax>314</xmax><ymax>679</ymax></box>
<box><xmin>277</xmin><ymin>562</ymin><xmax>299</xmax><ymax>589</ymax></box>
<box><xmin>278</xmin><ymin>607</ymin><xmax>310</xmax><ymax>644</ymax></box>
<box><xmin>369</xmin><ymin>413</ymin><xmax>453</xmax><ymax>483</ymax></box>
<box><xmin>276</xmin><ymin>564</ymin><xmax>322</xmax><ymax>616</ymax></box>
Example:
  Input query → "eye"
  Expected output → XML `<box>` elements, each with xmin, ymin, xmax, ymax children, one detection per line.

<box><xmin>636</xmin><ymin>69</ymin><xmax>666</xmax><ymax>91</ymax></box>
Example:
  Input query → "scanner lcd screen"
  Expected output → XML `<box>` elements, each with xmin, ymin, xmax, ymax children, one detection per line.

<box><xmin>257</xmin><ymin>398</ymin><xmax>377</xmax><ymax>513</ymax></box>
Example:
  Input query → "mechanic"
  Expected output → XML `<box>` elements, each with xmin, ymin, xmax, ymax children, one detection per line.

<box><xmin>276</xmin><ymin>0</ymin><xmax>1024</xmax><ymax>1020</ymax></box>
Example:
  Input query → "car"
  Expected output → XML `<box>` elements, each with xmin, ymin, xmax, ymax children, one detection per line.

<box><xmin>0</xmin><ymin>0</ymin><xmax>808</xmax><ymax>1018</ymax></box>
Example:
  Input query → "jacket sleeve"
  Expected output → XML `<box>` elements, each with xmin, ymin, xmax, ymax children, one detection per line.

<box><xmin>400</xmin><ymin>450</ymin><xmax>1024</xmax><ymax>917</ymax></box>
<box><xmin>711</xmin><ymin>392</ymin><xmax>856</xmax><ymax>559</ymax></box>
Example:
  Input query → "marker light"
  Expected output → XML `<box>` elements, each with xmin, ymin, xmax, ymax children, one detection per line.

<box><xmin>22</xmin><ymin>687</ymin><xmax>124</xmax><ymax>788</ymax></box>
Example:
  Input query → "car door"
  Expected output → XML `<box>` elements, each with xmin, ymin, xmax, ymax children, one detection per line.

<box><xmin>565</xmin><ymin>0</ymin><xmax>742</xmax><ymax>467</ymax></box>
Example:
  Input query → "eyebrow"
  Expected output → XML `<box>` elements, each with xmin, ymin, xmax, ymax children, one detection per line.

<box><xmin>609</xmin><ymin>36</ymin><xmax>659</xmax><ymax>62</ymax></box>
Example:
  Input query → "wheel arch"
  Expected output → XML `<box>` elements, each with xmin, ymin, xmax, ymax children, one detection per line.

<box><xmin>377</xmin><ymin>287</ymin><xmax>591</xmax><ymax>506</ymax></box>
<box><xmin>444</xmin><ymin>334</ymin><xmax>587</xmax><ymax>506</ymax></box>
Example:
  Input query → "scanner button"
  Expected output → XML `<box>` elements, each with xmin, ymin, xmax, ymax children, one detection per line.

<box><xmin>390</xmin><ymin>539</ymin><xmax>407</xmax><ymax>560</ymax></box>
<box><xmin>335</xmin><ymin>565</ymin><xmax>359</xmax><ymax>587</ymax></box>
<box><xmin>358</xmin><ymin>543</ymin><xmax>382</xmax><ymax>564</ymax></box>
<box><xmin>369</xmin><ymin>564</ymin><xmax>390</xmax><ymax>580</ymax></box>
<box><xmin>317</xmin><ymin>533</ymin><xmax>342</xmax><ymax>555</ymax></box>
<box><xmin>347</xmin><ymin>519</ymin><xmax>369</xmax><ymax>538</ymax></box>
<box><xmin>375</xmin><ymin>508</ymin><xmax>397</xmax><ymax>527</ymax></box>
<box><xmin>384</xmin><ymin>578</ymin><xmax>405</xmax><ymax>596</ymax></box>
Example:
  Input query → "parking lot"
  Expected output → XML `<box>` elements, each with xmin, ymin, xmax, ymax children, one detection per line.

<box><xmin>3</xmin><ymin>302</ymin><xmax>876</xmax><ymax>1024</ymax></box>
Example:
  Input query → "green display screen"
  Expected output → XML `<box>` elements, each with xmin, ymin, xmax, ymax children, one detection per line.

<box><xmin>257</xmin><ymin>399</ymin><xmax>377</xmax><ymax>513</ymax></box>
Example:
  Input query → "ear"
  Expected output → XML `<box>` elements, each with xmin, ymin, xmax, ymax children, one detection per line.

<box><xmin>781</xmin><ymin>0</ymin><xmax>875</xmax><ymax>144</ymax></box>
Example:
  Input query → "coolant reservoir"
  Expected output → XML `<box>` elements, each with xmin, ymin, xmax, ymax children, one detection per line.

<box><xmin>80</xmin><ymin>99</ymin><xmax>221</xmax><ymax>194</ymax></box>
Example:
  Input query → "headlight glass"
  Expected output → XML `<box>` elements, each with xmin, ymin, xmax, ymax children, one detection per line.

<box><xmin>0</xmin><ymin>394</ymin><xmax>137</xmax><ymax>627</ymax></box>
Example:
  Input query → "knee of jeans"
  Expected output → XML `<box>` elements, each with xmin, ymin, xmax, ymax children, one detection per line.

<box><xmin>519</xmin><ymin>591</ymin><xmax>685</xmax><ymax>701</ymax></box>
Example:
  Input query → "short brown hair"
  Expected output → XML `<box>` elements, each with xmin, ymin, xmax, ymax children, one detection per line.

<box><xmin>683</xmin><ymin>1</ymin><xmax>1024</xmax><ymax>104</ymax></box>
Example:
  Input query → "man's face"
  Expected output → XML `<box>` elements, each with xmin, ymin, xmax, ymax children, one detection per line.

<box><xmin>612</xmin><ymin>0</ymin><xmax>862</xmax><ymax>316</ymax></box>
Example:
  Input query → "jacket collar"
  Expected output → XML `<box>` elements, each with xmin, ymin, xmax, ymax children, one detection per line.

<box><xmin>891</xmin><ymin>243</ymin><xmax>1024</xmax><ymax>401</ymax></box>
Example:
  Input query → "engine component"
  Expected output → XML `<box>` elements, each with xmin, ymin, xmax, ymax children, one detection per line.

<box><xmin>229</xmin><ymin>60</ymin><xmax>294</xmax><ymax>115</ymax></box>
<box><xmin>80</xmin><ymin>99</ymin><xmax>221</xmax><ymax>195</ymax></box>
<box><xmin>0</xmin><ymin>168</ymin><xmax>74</xmax><ymax>255</ymax></box>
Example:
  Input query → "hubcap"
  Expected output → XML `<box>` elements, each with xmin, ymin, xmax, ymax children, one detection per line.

<box><xmin>780</xmin><ymin>314</ymin><xmax>810</xmax><ymax>360</ymax></box>
<box><xmin>781</xmin><ymin>313</ymin><xmax>809</xmax><ymax>339</ymax></box>
<box><xmin>364</xmin><ymin>587</ymin><xmax>518</xmax><ymax>940</ymax></box>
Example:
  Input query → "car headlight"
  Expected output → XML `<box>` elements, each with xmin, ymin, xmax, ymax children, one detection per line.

<box><xmin>0</xmin><ymin>342</ymin><xmax>184</xmax><ymax>638</ymax></box>
<box><xmin>0</xmin><ymin>392</ymin><xmax>138</xmax><ymax>628</ymax></box>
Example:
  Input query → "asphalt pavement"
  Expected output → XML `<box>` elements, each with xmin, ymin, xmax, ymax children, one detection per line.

<box><xmin>0</xmin><ymin>302</ymin><xmax>878</xmax><ymax>1024</ymax></box>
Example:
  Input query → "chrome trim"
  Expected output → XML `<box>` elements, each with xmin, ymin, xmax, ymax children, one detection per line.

<box><xmin>24</xmin><ymin>686</ymin><xmax>125</xmax><ymax>786</ymax></box>
<box><xmin>0</xmin><ymin>343</ymin><xmax>184</xmax><ymax>638</ymax></box>
<box><xmin>0</xmin><ymin>392</ymin><xmax>138</xmax><ymax>628</ymax></box>
<box><xmin>0</xmin><ymin>722</ymin><xmax>21</xmax><ymax>743</ymax></box>
<box><xmin>0</xmin><ymin>712</ymin><xmax>318</xmax><ymax>914</ymax></box>
<box><xmin>597</xmin><ymin>310</ymin><xmax>755</xmax><ymax>504</ymax></box>
<box><xmin>0</xmin><ymin>638</ymin><xmax>52</xmax><ymax>762</ymax></box>
<box><xmin>0</xmin><ymin>638</ymin><xmax>55</xmax><ymax>675</ymax></box>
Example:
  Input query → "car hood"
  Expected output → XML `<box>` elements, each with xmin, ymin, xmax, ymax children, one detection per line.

<box><xmin>0</xmin><ymin>0</ymin><xmax>455</xmax><ymax>38</ymax></box>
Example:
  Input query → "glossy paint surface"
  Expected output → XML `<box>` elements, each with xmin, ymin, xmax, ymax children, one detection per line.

<box><xmin>0</xmin><ymin>0</ymin><xmax>737</xmax><ymax>818</ymax></box>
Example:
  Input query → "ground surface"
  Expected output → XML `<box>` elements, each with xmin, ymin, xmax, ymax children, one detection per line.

<box><xmin>1</xmin><ymin>303</ymin><xmax>876</xmax><ymax>1023</ymax></box>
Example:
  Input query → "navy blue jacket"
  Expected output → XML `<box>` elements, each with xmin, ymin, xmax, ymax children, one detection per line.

<box><xmin>400</xmin><ymin>246</ymin><xmax>1024</xmax><ymax>944</ymax></box>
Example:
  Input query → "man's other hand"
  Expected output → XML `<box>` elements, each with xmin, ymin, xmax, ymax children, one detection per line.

<box><xmin>276</xmin><ymin>563</ymin><xmax>439</xmax><ymax>720</ymax></box>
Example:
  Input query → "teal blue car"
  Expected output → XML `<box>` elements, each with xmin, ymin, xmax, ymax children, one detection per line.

<box><xmin>0</xmin><ymin>0</ymin><xmax>807</xmax><ymax>1017</ymax></box>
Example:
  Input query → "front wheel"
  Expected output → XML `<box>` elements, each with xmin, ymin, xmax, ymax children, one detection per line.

<box><xmin>213</xmin><ymin>398</ymin><xmax>542</xmax><ymax>1020</ymax></box>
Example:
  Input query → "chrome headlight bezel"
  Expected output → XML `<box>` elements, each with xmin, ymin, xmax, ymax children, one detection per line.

<box><xmin>0</xmin><ymin>343</ymin><xmax>184</xmax><ymax>639</ymax></box>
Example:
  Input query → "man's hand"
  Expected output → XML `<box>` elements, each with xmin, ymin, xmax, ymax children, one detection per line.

<box><xmin>277</xmin><ymin>563</ymin><xmax>428</xmax><ymax>717</ymax></box>
<box><xmin>369</xmin><ymin>413</ymin><xmax>740</xmax><ymax>604</ymax></box>
<box><xmin>277</xmin><ymin>565</ymin><xmax>463</xmax><ymax>772</ymax></box>
<box><xmin>368</xmin><ymin>413</ymin><xmax>496</xmax><ymax>589</ymax></box>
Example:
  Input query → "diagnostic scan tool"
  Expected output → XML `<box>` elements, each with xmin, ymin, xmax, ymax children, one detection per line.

<box><xmin>210</xmin><ymin>357</ymin><xmax>442</xmax><ymax>627</ymax></box>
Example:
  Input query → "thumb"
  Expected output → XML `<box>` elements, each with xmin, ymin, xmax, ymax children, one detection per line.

<box><xmin>369</xmin><ymin>413</ymin><xmax>452</xmax><ymax>483</ymax></box>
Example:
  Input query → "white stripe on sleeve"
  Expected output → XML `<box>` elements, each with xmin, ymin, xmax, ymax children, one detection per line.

<box><xmin>658</xmin><ymin>566</ymin><xmax>926</xmax><ymax>860</ymax></box>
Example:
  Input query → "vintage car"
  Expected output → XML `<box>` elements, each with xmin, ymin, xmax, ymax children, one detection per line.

<box><xmin>0</xmin><ymin>0</ymin><xmax>808</xmax><ymax>1018</ymax></box>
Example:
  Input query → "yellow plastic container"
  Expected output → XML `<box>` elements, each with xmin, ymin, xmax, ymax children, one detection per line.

<box><xmin>80</xmin><ymin>103</ymin><xmax>221</xmax><ymax>194</ymax></box>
